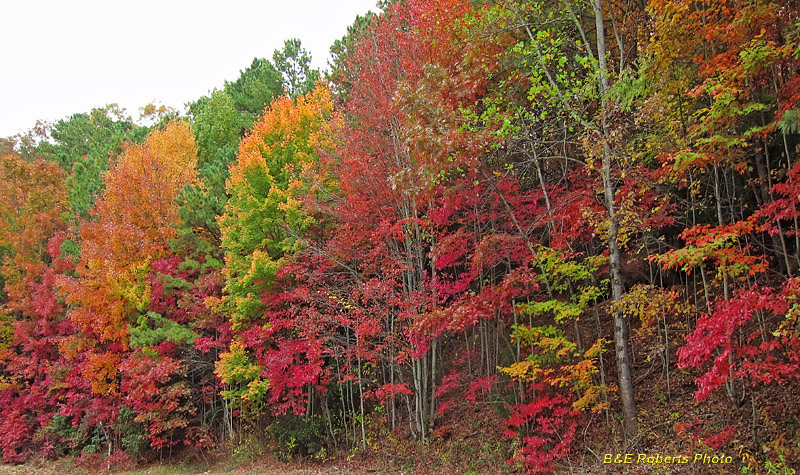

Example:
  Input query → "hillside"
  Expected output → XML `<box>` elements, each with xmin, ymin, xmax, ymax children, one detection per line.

<box><xmin>1</xmin><ymin>0</ymin><xmax>799</xmax><ymax>473</ymax></box>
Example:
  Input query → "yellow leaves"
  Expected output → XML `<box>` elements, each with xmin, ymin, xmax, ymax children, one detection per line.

<box><xmin>613</xmin><ymin>284</ymin><xmax>690</xmax><ymax>329</ymax></box>
<box><xmin>215</xmin><ymin>342</ymin><xmax>250</xmax><ymax>382</ymax></box>
<box><xmin>499</xmin><ymin>336</ymin><xmax>608</xmax><ymax>415</ymax></box>
<box><xmin>584</xmin><ymin>338</ymin><xmax>605</xmax><ymax>359</ymax></box>
<box><xmin>573</xmin><ymin>387</ymin><xmax>609</xmax><ymax>413</ymax></box>
<box><xmin>203</xmin><ymin>296</ymin><xmax>223</xmax><ymax>313</ymax></box>
<box><xmin>499</xmin><ymin>360</ymin><xmax>532</xmax><ymax>380</ymax></box>
<box><xmin>215</xmin><ymin>341</ymin><xmax>269</xmax><ymax>413</ymax></box>
<box><xmin>221</xmin><ymin>85</ymin><xmax>334</xmax><ymax>323</ymax></box>
<box><xmin>0</xmin><ymin>311</ymin><xmax>13</xmax><ymax>354</ymax></box>
<box><xmin>244</xmin><ymin>378</ymin><xmax>270</xmax><ymax>402</ymax></box>
<box><xmin>328</xmin><ymin>294</ymin><xmax>357</xmax><ymax>311</ymax></box>
<box><xmin>229</xmin><ymin>84</ymin><xmax>333</xmax><ymax>192</ymax></box>
<box><xmin>139</xmin><ymin>103</ymin><xmax>176</xmax><ymax>124</ymax></box>
<box><xmin>107</xmin><ymin>260</ymin><xmax>151</xmax><ymax>310</ymax></box>
<box><xmin>0</xmin><ymin>375</ymin><xmax>17</xmax><ymax>392</ymax></box>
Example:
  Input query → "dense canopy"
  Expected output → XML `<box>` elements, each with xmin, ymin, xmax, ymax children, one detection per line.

<box><xmin>1</xmin><ymin>2</ymin><xmax>800</xmax><ymax>473</ymax></box>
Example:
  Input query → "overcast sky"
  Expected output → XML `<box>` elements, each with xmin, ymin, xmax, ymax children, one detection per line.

<box><xmin>0</xmin><ymin>0</ymin><xmax>377</xmax><ymax>138</ymax></box>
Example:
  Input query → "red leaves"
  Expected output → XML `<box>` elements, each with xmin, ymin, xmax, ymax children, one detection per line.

<box><xmin>431</xmin><ymin>228</ymin><xmax>474</xmax><ymax>271</ymax></box>
<box><xmin>257</xmin><ymin>337</ymin><xmax>326</xmax><ymax>416</ymax></box>
<box><xmin>678</xmin><ymin>281</ymin><xmax>800</xmax><ymax>401</ymax></box>
<box><xmin>760</xmin><ymin>160</ymin><xmax>800</xmax><ymax>236</ymax></box>
<box><xmin>369</xmin><ymin>383</ymin><xmax>413</xmax><ymax>404</ymax></box>
<box><xmin>0</xmin><ymin>409</ymin><xmax>33</xmax><ymax>463</ymax></box>
<box><xmin>654</xmin><ymin>217</ymin><xmax>767</xmax><ymax>278</ymax></box>
<box><xmin>675</xmin><ymin>417</ymin><xmax>738</xmax><ymax>454</ymax></box>
<box><xmin>120</xmin><ymin>352</ymin><xmax>192</xmax><ymax>449</ymax></box>
<box><xmin>505</xmin><ymin>394</ymin><xmax>579</xmax><ymax>473</ymax></box>
<box><xmin>465</xmin><ymin>375</ymin><xmax>498</xmax><ymax>403</ymax></box>
<box><xmin>2</xmin><ymin>0</ymin><xmax>799</xmax><ymax>468</ymax></box>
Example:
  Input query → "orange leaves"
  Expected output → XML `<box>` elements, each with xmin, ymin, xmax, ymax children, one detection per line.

<box><xmin>64</xmin><ymin>121</ymin><xmax>198</xmax><ymax>344</ymax></box>
<box><xmin>97</xmin><ymin>121</ymin><xmax>198</xmax><ymax>251</ymax></box>
<box><xmin>83</xmin><ymin>351</ymin><xmax>122</xmax><ymax>396</ymax></box>
<box><xmin>653</xmin><ymin>217</ymin><xmax>768</xmax><ymax>280</ymax></box>
<box><xmin>501</xmin><ymin>324</ymin><xmax>607</xmax><ymax>416</ymax></box>
<box><xmin>230</xmin><ymin>85</ymin><xmax>333</xmax><ymax>188</ymax></box>
<box><xmin>0</xmin><ymin>154</ymin><xmax>68</xmax><ymax>318</ymax></box>
<box><xmin>0</xmin><ymin>154</ymin><xmax>68</xmax><ymax>249</ymax></box>
<box><xmin>225</xmin><ymin>84</ymin><xmax>333</xmax><ymax>212</ymax></box>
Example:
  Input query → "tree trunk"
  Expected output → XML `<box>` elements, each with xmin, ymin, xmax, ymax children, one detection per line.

<box><xmin>592</xmin><ymin>0</ymin><xmax>638</xmax><ymax>439</ymax></box>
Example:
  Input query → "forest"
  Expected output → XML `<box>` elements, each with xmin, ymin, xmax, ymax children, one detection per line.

<box><xmin>1</xmin><ymin>0</ymin><xmax>799</xmax><ymax>473</ymax></box>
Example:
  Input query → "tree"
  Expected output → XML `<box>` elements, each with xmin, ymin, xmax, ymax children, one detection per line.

<box><xmin>0</xmin><ymin>154</ymin><xmax>70</xmax><ymax>462</ymax></box>
<box><xmin>24</xmin><ymin>105</ymin><xmax>146</xmax><ymax>219</ymax></box>
<box><xmin>63</xmin><ymin>120</ymin><xmax>198</xmax><ymax>346</ymax></box>
<box><xmin>177</xmin><ymin>91</ymin><xmax>249</xmax><ymax>257</ymax></box>
<box><xmin>223</xmin><ymin>58</ymin><xmax>283</xmax><ymax>124</ymax></box>
<box><xmin>327</xmin><ymin>12</ymin><xmax>377</xmax><ymax>100</ymax></box>
<box><xmin>272</xmin><ymin>39</ymin><xmax>321</xmax><ymax>98</ymax></box>
<box><xmin>496</xmin><ymin>0</ymin><xmax>657</xmax><ymax>438</ymax></box>
<box><xmin>312</xmin><ymin>0</ymin><xmax>518</xmax><ymax>445</ymax></box>
<box><xmin>0</xmin><ymin>154</ymin><xmax>69</xmax><ymax>317</ymax></box>
<box><xmin>589</xmin><ymin>0</ymin><xmax>639</xmax><ymax>438</ymax></box>
<box><xmin>220</xmin><ymin>84</ymin><xmax>333</xmax><ymax>327</ymax></box>
<box><xmin>218</xmin><ymin>85</ymin><xmax>333</xmax><ymax>429</ymax></box>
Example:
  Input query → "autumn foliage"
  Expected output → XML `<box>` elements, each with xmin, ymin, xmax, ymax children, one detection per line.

<box><xmin>63</xmin><ymin>121</ymin><xmax>197</xmax><ymax>345</ymax></box>
<box><xmin>2</xmin><ymin>0</ymin><xmax>800</xmax><ymax>472</ymax></box>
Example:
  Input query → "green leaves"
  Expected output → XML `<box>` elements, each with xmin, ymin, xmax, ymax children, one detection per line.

<box><xmin>28</xmin><ymin>106</ymin><xmax>146</xmax><ymax>220</ymax></box>
<box><xmin>608</xmin><ymin>63</ymin><xmax>650</xmax><ymax>113</ymax></box>
<box><xmin>215</xmin><ymin>342</ymin><xmax>269</xmax><ymax>412</ymax></box>
<box><xmin>223</xmin><ymin>58</ymin><xmax>283</xmax><ymax>122</ymax></box>
<box><xmin>516</xmin><ymin>247</ymin><xmax>606</xmax><ymax>323</ymax></box>
<box><xmin>220</xmin><ymin>85</ymin><xmax>333</xmax><ymax>326</ymax></box>
<box><xmin>272</xmin><ymin>39</ymin><xmax>321</xmax><ymax>99</ymax></box>
<box><xmin>129</xmin><ymin>311</ymin><xmax>199</xmax><ymax>349</ymax></box>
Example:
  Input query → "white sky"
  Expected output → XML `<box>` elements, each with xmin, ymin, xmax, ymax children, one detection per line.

<box><xmin>0</xmin><ymin>0</ymin><xmax>377</xmax><ymax>138</ymax></box>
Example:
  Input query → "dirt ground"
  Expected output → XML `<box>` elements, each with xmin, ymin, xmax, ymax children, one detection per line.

<box><xmin>0</xmin><ymin>459</ymin><xmax>368</xmax><ymax>475</ymax></box>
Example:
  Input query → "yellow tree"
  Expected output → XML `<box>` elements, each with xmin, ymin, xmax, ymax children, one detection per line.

<box><xmin>220</xmin><ymin>84</ymin><xmax>333</xmax><ymax>326</ymax></box>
